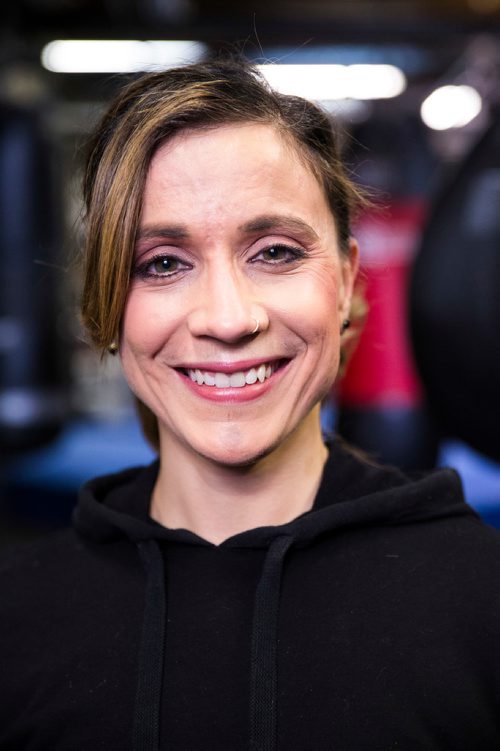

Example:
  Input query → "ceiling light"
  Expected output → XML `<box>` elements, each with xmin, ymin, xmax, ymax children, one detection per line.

<box><xmin>344</xmin><ymin>65</ymin><xmax>407</xmax><ymax>100</ymax></box>
<box><xmin>420</xmin><ymin>85</ymin><xmax>482</xmax><ymax>130</ymax></box>
<box><xmin>258</xmin><ymin>64</ymin><xmax>406</xmax><ymax>101</ymax></box>
<box><xmin>41</xmin><ymin>40</ymin><xmax>207</xmax><ymax>73</ymax></box>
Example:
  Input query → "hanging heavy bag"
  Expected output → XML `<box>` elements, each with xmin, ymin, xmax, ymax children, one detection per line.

<box><xmin>410</xmin><ymin>112</ymin><xmax>500</xmax><ymax>462</ymax></box>
<box><xmin>0</xmin><ymin>105</ymin><xmax>66</xmax><ymax>452</ymax></box>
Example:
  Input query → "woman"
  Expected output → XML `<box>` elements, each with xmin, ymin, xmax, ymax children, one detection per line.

<box><xmin>1</xmin><ymin>59</ymin><xmax>499</xmax><ymax>750</ymax></box>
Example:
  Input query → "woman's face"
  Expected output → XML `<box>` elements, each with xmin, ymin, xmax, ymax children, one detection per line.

<box><xmin>120</xmin><ymin>123</ymin><xmax>358</xmax><ymax>467</ymax></box>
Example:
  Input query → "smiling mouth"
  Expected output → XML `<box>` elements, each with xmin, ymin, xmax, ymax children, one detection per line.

<box><xmin>182</xmin><ymin>360</ymin><xmax>284</xmax><ymax>388</ymax></box>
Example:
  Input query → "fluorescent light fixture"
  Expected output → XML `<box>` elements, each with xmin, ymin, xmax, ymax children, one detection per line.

<box><xmin>258</xmin><ymin>64</ymin><xmax>406</xmax><ymax>101</ymax></box>
<box><xmin>259</xmin><ymin>63</ymin><xmax>345</xmax><ymax>99</ymax></box>
<box><xmin>420</xmin><ymin>85</ymin><xmax>482</xmax><ymax>130</ymax></box>
<box><xmin>345</xmin><ymin>65</ymin><xmax>407</xmax><ymax>100</ymax></box>
<box><xmin>321</xmin><ymin>99</ymin><xmax>372</xmax><ymax>123</ymax></box>
<box><xmin>41</xmin><ymin>40</ymin><xmax>207</xmax><ymax>73</ymax></box>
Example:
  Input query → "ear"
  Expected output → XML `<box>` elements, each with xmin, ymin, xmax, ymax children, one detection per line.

<box><xmin>339</xmin><ymin>237</ymin><xmax>360</xmax><ymax>320</ymax></box>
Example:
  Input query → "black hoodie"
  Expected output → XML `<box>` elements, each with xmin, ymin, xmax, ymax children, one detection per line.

<box><xmin>1</xmin><ymin>439</ymin><xmax>500</xmax><ymax>750</ymax></box>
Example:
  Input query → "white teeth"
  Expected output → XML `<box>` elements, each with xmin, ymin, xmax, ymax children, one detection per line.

<box><xmin>214</xmin><ymin>372</ymin><xmax>230</xmax><ymax>388</ymax></box>
<box><xmin>229</xmin><ymin>372</ymin><xmax>246</xmax><ymax>387</ymax></box>
<box><xmin>245</xmin><ymin>368</ymin><xmax>258</xmax><ymax>385</ymax></box>
<box><xmin>186</xmin><ymin>362</ymin><xmax>277</xmax><ymax>387</ymax></box>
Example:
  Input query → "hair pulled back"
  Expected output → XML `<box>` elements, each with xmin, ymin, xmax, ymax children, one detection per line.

<box><xmin>81</xmin><ymin>58</ymin><xmax>362</xmax><ymax>351</ymax></box>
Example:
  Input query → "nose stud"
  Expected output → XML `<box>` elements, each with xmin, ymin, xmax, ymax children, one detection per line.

<box><xmin>251</xmin><ymin>317</ymin><xmax>260</xmax><ymax>334</ymax></box>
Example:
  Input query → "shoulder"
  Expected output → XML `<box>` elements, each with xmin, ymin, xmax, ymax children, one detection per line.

<box><xmin>317</xmin><ymin>437</ymin><xmax>500</xmax><ymax>567</ymax></box>
<box><xmin>0</xmin><ymin>529</ymin><xmax>87</xmax><ymax>585</ymax></box>
<box><xmin>0</xmin><ymin>528</ymin><xmax>142</xmax><ymax>620</ymax></box>
<box><xmin>0</xmin><ymin>529</ymin><xmax>144</xmax><ymax>690</ymax></box>
<box><xmin>1</xmin><ymin>528</ymin><xmax>101</xmax><ymax>580</ymax></box>
<box><xmin>0</xmin><ymin>532</ymin><xmax>143</xmax><ymax>745</ymax></box>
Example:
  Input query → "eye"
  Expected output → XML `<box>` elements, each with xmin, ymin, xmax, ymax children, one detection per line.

<box><xmin>252</xmin><ymin>243</ymin><xmax>306</xmax><ymax>265</ymax></box>
<box><xmin>150</xmin><ymin>256</ymin><xmax>179</xmax><ymax>274</ymax></box>
<box><xmin>133</xmin><ymin>253</ymin><xmax>188</xmax><ymax>280</ymax></box>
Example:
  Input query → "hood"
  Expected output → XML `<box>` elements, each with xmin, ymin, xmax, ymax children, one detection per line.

<box><xmin>72</xmin><ymin>438</ymin><xmax>474</xmax><ymax>751</ymax></box>
<box><xmin>74</xmin><ymin>437</ymin><xmax>473</xmax><ymax>549</ymax></box>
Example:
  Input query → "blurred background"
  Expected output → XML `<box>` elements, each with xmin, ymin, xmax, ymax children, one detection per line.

<box><xmin>1</xmin><ymin>0</ymin><xmax>500</xmax><ymax>544</ymax></box>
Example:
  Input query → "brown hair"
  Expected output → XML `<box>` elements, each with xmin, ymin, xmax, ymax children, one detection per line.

<box><xmin>81</xmin><ymin>57</ymin><xmax>365</xmax><ymax>448</ymax></box>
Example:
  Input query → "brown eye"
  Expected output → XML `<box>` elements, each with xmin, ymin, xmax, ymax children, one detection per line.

<box><xmin>133</xmin><ymin>253</ymin><xmax>189</xmax><ymax>281</ymax></box>
<box><xmin>151</xmin><ymin>256</ymin><xmax>179</xmax><ymax>274</ymax></box>
<box><xmin>262</xmin><ymin>246</ymin><xmax>289</xmax><ymax>261</ymax></box>
<box><xmin>255</xmin><ymin>244</ymin><xmax>305</xmax><ymax>264</ymax></box>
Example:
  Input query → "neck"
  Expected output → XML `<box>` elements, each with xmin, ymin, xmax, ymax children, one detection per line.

<box><xmin>150</xmin><ymin>409</ymin><xmax>328</xmax><ymax>545</ymax></box>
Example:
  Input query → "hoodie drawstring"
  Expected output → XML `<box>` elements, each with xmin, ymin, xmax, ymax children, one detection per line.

<box><xmin>249</xmin><ymin>535</ymin><xmax>294</xmax><ymax>751</ymax></box>
<box><xmin>133</xmin><ymin>540</ymin><xmax>167</xmax><ymax>751</ymax></box>
<box><xmin>132</xmin><ymin>535</ymin><xmax>293</xmax><ymax>751</ymax></box>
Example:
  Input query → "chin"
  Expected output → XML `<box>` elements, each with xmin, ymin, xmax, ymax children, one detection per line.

<box><xmin>189</xmin><ymin>425</ymin><xmax>285</xmax><ymax>470</ymax></box>
<box><xmin>199</xmin><ymin>442</ymin><xmax>275</xmax><ymax>469</ymax></box>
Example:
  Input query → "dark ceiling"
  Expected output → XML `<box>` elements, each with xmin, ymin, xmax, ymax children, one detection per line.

<box><xmin>5</xmin><ymin>0</ymin><xmax>500</xmax><ymax>42</ymax></box>
<box><xmin>2</xmin><ymin>1</ymin><xmax>500</xmax><ymax>117</ymax></box>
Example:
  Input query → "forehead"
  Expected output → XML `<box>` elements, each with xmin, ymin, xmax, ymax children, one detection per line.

<box><xmin>149</xmin><ymin>122</ymin><xmax>309</xmax><ymax>180</ymax></box>
<box><xmin>141</xmin><ymin>123</ymin><xmax>332</xmax><ymax>231</ymax></box>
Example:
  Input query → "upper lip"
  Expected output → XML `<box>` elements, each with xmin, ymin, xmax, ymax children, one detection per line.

<box><xmin>176</xmin><ymin>357</ymin><xmax>285</xmax><ymax>374</ymax></box>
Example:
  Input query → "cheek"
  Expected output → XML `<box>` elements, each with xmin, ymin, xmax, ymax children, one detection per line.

<box><xmin>119</xmin><ymin>291</ymin><xmax>174</xmax><ymax>398</ymax></box>
<box><xmin>121</xmin><ymin>289</ymin><xmax>175</xmax><ymax>354</ymax></box>
<box><xmin>279</xmin><ymin>270</ymin><xmax>341</xmax><ymax>338</ymax></box>
<box><xmin>297</xmin><ymin>274</ymin><xmax>343</xmax><ymax>376</ymax></box>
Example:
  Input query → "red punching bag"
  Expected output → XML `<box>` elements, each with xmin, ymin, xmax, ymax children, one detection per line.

<box><xmin>337</xmin><ymin>116</ymin><xmax>439</xmax><ymax>469</ymax></box>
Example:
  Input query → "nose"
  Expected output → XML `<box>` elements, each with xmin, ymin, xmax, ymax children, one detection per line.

<box><xmin>187</xmin><ymin>264</ymin><xmax>268</xmax><ymax>342</ymax></box>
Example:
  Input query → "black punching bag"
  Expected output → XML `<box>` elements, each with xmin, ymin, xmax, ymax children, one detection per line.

<box><xmin>410</xmin><ymin>113</ymin><xmax>500</xmax><ymax>462</ymax></box>
<box><xmin>0</xmin><ymin>105</ymin><xmax>66</xmax><ymax>452</ymax></box>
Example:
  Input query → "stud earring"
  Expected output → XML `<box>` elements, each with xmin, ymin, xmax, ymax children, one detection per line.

<box><xmin>341</xmin><ymin>319</ymin><xmax>351</xmax><ymax>334</ymax></box>
<box><xmin>108</xmin><ymin>342</ymin><xmax>118</xmax><ymax>355</ymax></box>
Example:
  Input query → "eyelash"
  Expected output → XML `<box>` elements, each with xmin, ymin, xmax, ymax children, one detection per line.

<box><xmin>251</xmin><ymin>243</ymin><xmax>306</xmax><ymax>265</ymax></box>
<box><xmin>132</xmin><ymin>243</ymin><xmax>306</xmax><ymax>281</ymax></box>
<box><xmin>133</xmin><ymin>253</ymin><xmax>188</xmax><ymax>280</ymax></box>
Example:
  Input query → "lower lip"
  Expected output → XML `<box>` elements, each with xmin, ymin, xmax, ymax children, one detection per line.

<box><xmin>177</xmin><ymin>362</ymin><xmax>289</xmax><ymax>403</ymax></box>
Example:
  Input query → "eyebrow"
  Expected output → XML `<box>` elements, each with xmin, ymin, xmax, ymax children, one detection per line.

<box><xmin>239</xmin><ymin>215</ymin><xmax>320</xmax><ymax>243</ymax></box>
<box><xmin>136</xmin><ymin>225</ymin><xmax>190</xmax><ymax>242</ymax></box>
<box><xmin>136</xmin><ymin>214</ymin><xmax>320</xmax><ymax>244</ymax></box>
